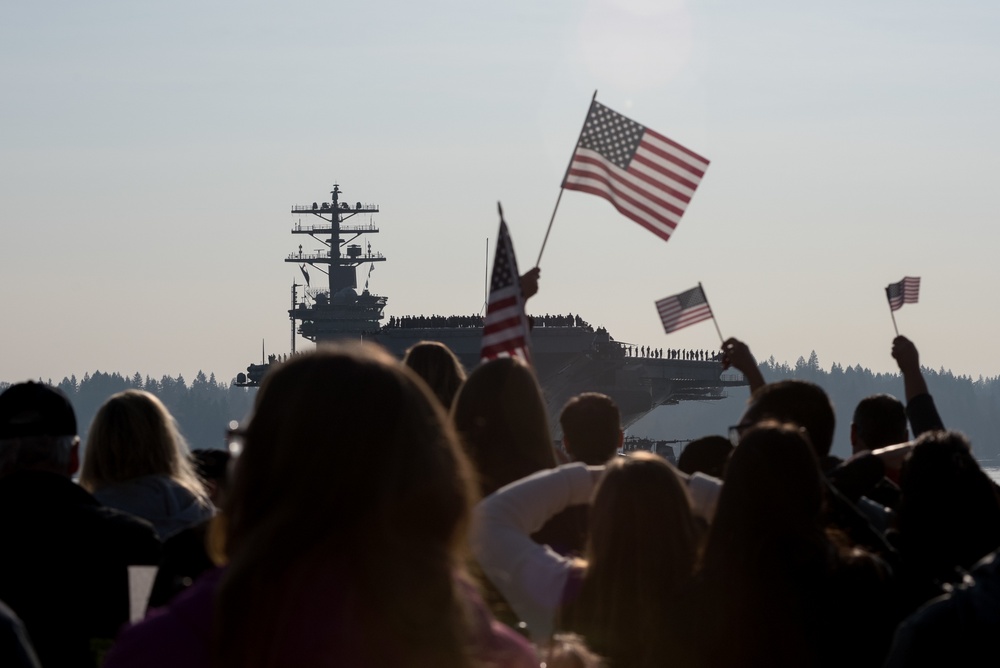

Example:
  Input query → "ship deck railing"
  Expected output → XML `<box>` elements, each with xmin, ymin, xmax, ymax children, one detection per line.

<box><xmin>302</xmin><ymin>288</ymin><xmax>386</xmax><ymax>300</ymax></box>
<box><xmin>287</xmin><ymin>251</ymin><xmax>386</xmax><ymax>262</ymax></box>
<box><xmin>292</xmin><ymin>222</ymin><xmax>379</xmax><ymax>233</ymax></box>
<box><xmin>292</xmin><ymin>204</ymin><xmax>380</xmax><ymax>213</ymax></box>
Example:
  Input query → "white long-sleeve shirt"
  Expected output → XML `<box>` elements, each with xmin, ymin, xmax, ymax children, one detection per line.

<box><xmin>471</xmin><ymin>462</ymin><xmax>722</xmax><ymax>643</ymax></box>
<box><xmin>471</xmin><ymin>464</ymin><xmax>599</xmax><ymax>642</ymax></box>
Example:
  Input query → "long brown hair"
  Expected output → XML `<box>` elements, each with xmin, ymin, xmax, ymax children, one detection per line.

<box><xmin>562</xmin><ymin>452</ymin><xmax>700</xmax><ymax>667</ymax></box>
<box><xmin>214</xmin><ymin>344</ymin><xmax>479</xmax><ymax>668</ymax></box>
<box><xmin>403</xmin><ymin>340</ymin><xmax>467</xmax><ymax>411</ymax></box>
<box><xmin>451</xmin><ymin>357</ymin><xmax>556</xmax><ymax>496</ymax></box>
<box><xmin>697</xmin><ymin>423</ymin><xmax>838</xmax><ymax>667</ymax></box>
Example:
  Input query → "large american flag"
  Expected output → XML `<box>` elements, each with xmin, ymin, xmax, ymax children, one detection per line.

<box><xmin>563</xmin><ymin>101</ymin><xmax>709</xmax><ymax>243</ymax></box>
<box><xmin>656</xmin><ymin>285</ymin><xmax>713</xmax><ymax>334</ymax></box>
<box><xmin>481</xmin><ymin>219</ymin><xmax>531</xmax><ymax>363</ymax></box>
<box><xmin>886</xmin><ymin>277</ymin><xmax>920</xmax><ymax>312</ymax></box>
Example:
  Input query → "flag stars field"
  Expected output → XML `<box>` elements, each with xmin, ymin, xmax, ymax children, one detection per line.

<box><xmin>562</xmin><ymin>99</ymin><xmax>710</xmax><ymax>244</ymax></box>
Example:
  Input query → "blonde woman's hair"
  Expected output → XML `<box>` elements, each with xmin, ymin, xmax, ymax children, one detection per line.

<box><xmin>80</xmin><ymin>389</ymin><xmax>207</xmax><ymax>504</ymax></box>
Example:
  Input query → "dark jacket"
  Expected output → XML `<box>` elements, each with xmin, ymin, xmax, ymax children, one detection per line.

<box><xmin>0</xmin><ymin>471</ymin><xmax>161</xmax><ymax>668</ymax></box>
<box><xmin>885</xmin><ymin>549</ymin><xmax>1000</xmax><ymax>668</ymax></box>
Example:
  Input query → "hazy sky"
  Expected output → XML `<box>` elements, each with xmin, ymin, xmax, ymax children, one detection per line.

<box><xmin>2</xmin><ymin>0</ymin><xmax>998</xmax><ymax>386</ymax></box>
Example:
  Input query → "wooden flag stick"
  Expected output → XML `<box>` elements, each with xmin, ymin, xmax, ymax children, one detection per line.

<box><xmin>535</xmin><ymin>189</ymin><xmax>564</xmax><ymax>268</ymax></box>
<box><xmin>711</xmin><ymin>316</ymin><xmax>725</xmax><ymax>345</ymax></box>
<box><xmin>885</xmin><ymin>287</ymin><xmax>900</xmax><ymax>336</ymax></box>
<box><xmin>535</xmin><ymin>90</ymin><xmax>598</xmax><ymax>267</ymax></box>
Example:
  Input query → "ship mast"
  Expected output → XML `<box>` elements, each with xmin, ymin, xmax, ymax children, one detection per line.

<box><xmin>286</xmin><ymin>184</ymin><xmax>387</xmax><ymax>342</ymax></box>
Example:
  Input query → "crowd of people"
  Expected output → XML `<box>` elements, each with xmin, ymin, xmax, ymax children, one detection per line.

<box><xmin>1</xmin><ymin>327</ymin><xmax>998</xmax><ymax>667</ymax></box>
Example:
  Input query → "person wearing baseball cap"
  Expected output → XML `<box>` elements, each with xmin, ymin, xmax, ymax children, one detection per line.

<box><xmin>0</xmin><ymin>382</ymin><xmax>79</xmax><ymax>475</ymax></box>
<box><xmin>0</xmin><ymin>382</ymin><xmax>161</xmax><ymax>668</ymax></box>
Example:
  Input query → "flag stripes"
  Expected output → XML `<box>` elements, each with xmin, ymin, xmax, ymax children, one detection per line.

<box><xmin>886</xmin><ymin>277</ymin><xmax>920</xmax><ymax>312</ymax></box>
<box><xmin>481</xmin><ymin>219</ymin><xmax>531</xmax><ymax>363</ymax></box>
<box><xmin>563</xmin><ymin>101</ymin><xmax>709</xmax><ymax>243</ymax></box>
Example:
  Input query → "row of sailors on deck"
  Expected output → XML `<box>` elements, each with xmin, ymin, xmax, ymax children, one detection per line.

<box><xmin>384</xmin><ymin>313</ymin><xmax>593</xmax><ymax>330</ymax></box>
<box><xmin>624</xmin><ymin>346</ymin><xmax>723</xmax><ymax>361</ymax></box>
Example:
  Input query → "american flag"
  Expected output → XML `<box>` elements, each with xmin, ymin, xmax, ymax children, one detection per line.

<box><xmin>563</xmin><ymin>101</ymin><xmax>709</xmax><ymax>243</ymax></box>
<box><xmin>886</xmin><ymin>277</ymin><xmax>920</xmax><ymax>312</ymax></box>
<box><xmin>656</xmin><ymin>285</ymin><xmax>713</xmax><ymax>334</ymax></box>
<box><xmin>481</xmin><ymin>218</ymin><xmax>531</xmax><ymax>363</ymax></box>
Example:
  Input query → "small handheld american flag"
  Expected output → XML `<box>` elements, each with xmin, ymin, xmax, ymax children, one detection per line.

<box><xmin>480</xmin><ymin>206</ymin><xmax>531</xmax><ymax>363</ymax></box>
<box><xmin>886</xmin><ymin>277</ymin><xmax>920</xmax><ymax>312</ymax></box>
<box><xmin>655</xmin><ymin>284</ymin><xmax>715</xmax><ymax>334</ymax></box>
<box><xmin>885</xmin><ymin>276</ymin><xmax>920</xmax><ymax>336</ymax></box>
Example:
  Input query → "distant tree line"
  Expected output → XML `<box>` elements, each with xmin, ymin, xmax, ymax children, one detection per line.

<box><xmin>5</xmin><ymin>350</ymin><xmax>1000</xmax><ymax>460</ymax></box>
<box><xmin>0</xmin><ymin>371</ymin><xmax>256</xmax><ymax>451</ymax></box>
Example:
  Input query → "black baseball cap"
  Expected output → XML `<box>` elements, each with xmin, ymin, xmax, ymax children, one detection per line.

<box><xmin>0</xmin><ymin>382</ymin><xmax>78</xmax><ymax>439</ymax></box>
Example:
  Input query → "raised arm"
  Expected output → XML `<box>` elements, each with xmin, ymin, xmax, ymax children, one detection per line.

<box><xmin>891</xmin><ymin>336</ymin><xmax>944</xmax><ymax>435</ymax></box>
<box><xmin>892</xmin><ymin>336</ymin><xmax>926</xmax><ymax>402</ymax></box>
<box><xmin>470</xmin><ymin>463</ymin><xmax>601</xmax><ymax>642</ymax></box>
<box><xmin>721</xmin><ymin>337</ymin><xmax>766</xmax><ymax>394</ymax></box>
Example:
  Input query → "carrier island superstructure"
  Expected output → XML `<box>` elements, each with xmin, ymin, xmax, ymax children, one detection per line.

<box><xmin>236</xmin><ymin>184</ymin><xmax>747</xmax><ymax>434</ymax></box>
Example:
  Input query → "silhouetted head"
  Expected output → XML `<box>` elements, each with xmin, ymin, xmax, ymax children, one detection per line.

<box><xmin>451</xmin><ymin>357</ymin><xmax>556</xmax><ymax>496</ymax></box>
<box><xmin>81</xmin><ymin>389</ymin><xmax>204</xmax><ymax>501</ymax></box>
<box><xmin>897</xmin><ymin>430</ymin><xmax>1000</xmax><ymax>573</ymax></box>
<box><xmin>707</xmin><ymin>423</ymin><xmax>825</xmax><ymax>561</ymax></box>
<box><xmin>0</xmin><ymin>382</ymin><xmax>79</xmax><ymax>476</ymax></box>
<box><xmin>677</xmin><ymin>435</ymin><xmax>733</xmax><ymax>479</ymax></box>
<box><xmin>403</xmin><ymin>341</ymin><xmax>467</xmax><ymax>411</ymax></box>
<box><xmin>740</xmin><ymin>380</ymin><xmax>836</xmax><ymax>457</ymax></box>
<box><xmin>225</xmin><ymin>343</ymin><xmax>476</xmax><ymax>560</ymax></box>
<box><xmin>851</xmin><ymin>394</ymin><xmax>907</xmax><ymax>454</ymax></box>
<box><xmin>559</xmin><ymin>393</ymin><xmax>622</xmax><ymax>465</ymax></box>
<box><xmin>217</xmin><ymin>344</ymin><xmax>479</xmax><ymax>667</ymax></box>
<box><xmin>587</xmin><ymin>451</ymin><xmax>698</xmax><ymax>581</ymax></box>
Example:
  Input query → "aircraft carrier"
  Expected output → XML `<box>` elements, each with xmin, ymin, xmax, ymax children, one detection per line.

<box><xmin>236</xmin><ymin>184</ymin><xmax>747</xmax><ymax>433</ymax></box>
